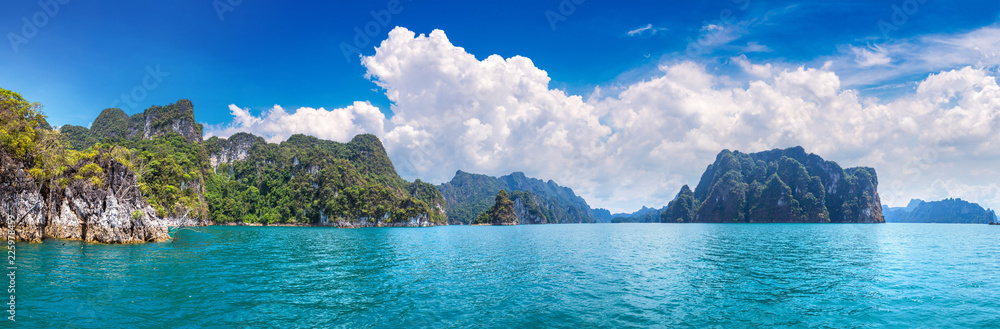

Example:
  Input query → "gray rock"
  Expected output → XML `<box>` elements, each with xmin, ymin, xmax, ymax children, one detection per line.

<box><xmin>1</xmin><ymin>150</ymin><xmax>169</xmax><ymax>244</ymax></box>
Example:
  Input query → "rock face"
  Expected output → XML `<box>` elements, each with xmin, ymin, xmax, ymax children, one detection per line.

<box><xmin>328</xmin><ymin>213</ymin><xmax>438</xmax><ymax>228</ymax></box>
<box><xmin>0</xmin><ymin>150</ymin><xmax>169</xmax><ymax>243</ymax></box>
<box><xmin>60</xmin><ymin>100</ymin><xmax>204</xmax><ymax>150</ymax></box>
<box><xmin>127</xmin><ymin>99</ymin><xmax>203</xmax><ymax>143</ymax></box>
<box><xmin>884</xmin><ymin>198</ymin><xmax>997</xmax><ymax>224</ymax></box>
<box><xmin>205</xmin><ymin>132</ymin><xmax>265</xmax><ymax>172</ymax></box>
<box><xmin>512</xmin><ymin>196</ymin><xmax>548</xmax><ymax>224</ymax></box>
<box><xmin>664</xmin><ymin>146</ymin><xmax>884</xmax><ymax>223</ymax></box>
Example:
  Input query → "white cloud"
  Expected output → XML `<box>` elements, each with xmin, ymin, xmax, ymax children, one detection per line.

<box><xmin>742</xmin><ymin>41</ymin><xmax>772</xmax><ymax>53</ymax></box>
<box><xmin>361</xmin><ymin>27</ymin><xmax>613</xmax><ymax>193</ymax></box>
<box><xmin>626</xmin><ymin>24</ymin><xmax>668</xmax><ymax>37</ymax></box>
<box><xmin>851</xmin><ymin>44</ymin><xmax>892</xmax><ymax>67</ymax></box>
<box><xmin>731</xmin><ymin>54</ymin><xmax>773</xmax><ymax>78</ymax></box>
<box><xmin>831</xmin><ymin>25</ymin><xmax>1000</xmax><ymax>88</ymax></box>
<box><xmin>211</xmin><ymin>27</ymin><xmax>1000</xmax><ymax>212</ymax></box>
<box><xmin>204</xmin><ymin>101</ymin><xmax>386</xmax><ymax>143</ymax></box>
<box><xmin>701</xmin><ymin>24</ymin><xmax>724</xmax><ymax>32</ymax></box>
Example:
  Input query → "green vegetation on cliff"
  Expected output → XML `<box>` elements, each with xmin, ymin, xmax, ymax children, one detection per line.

<box><xmin>47</xmin><ymin>96</ymin><xmax>445</xmax><ymax>225</ymax></box>
<box><xmin>58</xmin><ymin>102</ymin><xmax>210</xmax><ymax>218</ymax></box>
<box><xmin>0</xmin><ymin>87</ymin><xmax>153</xmax><ymax>205</ymax></box>
<box><xmin>205</xmin><ymin>133</ymin><xmax>446</xmax><ymax>225</ymax></box>
<box><xmin>664</xmin><ymin>147</ymin><xmax>884</xmax><ymax>223</ymax></box>
<box><xmin>661</xmin><ymin>185</ymin><xmax>696</xmax><ymax>223</ymax></box>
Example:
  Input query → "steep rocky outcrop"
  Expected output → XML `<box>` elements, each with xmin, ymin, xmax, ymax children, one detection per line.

<box><xmin>0</xmin><ymin>160</ymin><xmax>46</xmax><ymax>241</ymax></box>
<box><xmin>0</xmin><ymin>150</ymin><xmax>168</xmax><ymax>243</ymax></box>
<box><xmin>60</xmin><ymin>100</ymin><xmax>204</xmax><ymax>150</ymax></box>
<box><xmin>126</xmin><ymin>99</ymin><xmax>203</xmax><ymax>142</ymax></box>
<box><xmin>884</xmin><ymin>198</ymin><xmax>997</xmax><ymax>224</ymax></box>
<box><xmin>511</xmin><ymin>194</ymin><xmax>549</xmax><ymax>224</ymax></box>
<box><xmin>665</xmin><ymin>146</ymin><xmax>884</xmax><ymax>223</ymax></box>
<box><xmin>205</xmin><ymin>132</ymin><xmax>265</xmax><ymax>172</ymax></box>
<box><xmin>438</xmin><ymin>171</ymin><xmax>599</xmax><ymax>224</ymax></box>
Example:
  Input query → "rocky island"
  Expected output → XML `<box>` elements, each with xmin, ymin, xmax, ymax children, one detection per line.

<box><xmin>662</xmin><ymin>147</ymin><xmax>885</xmax><ymax>223</ymax></box>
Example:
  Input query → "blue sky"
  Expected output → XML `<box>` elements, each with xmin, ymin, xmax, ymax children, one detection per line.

<box><xmin>4</xmin><ymin>0</ymin><xmax>997</xmax><ymax>126</ymax></box>
<box><xmin>3</xmin><ymin>1</ymin><xmax>1000</xmax><ymax>212</ymax></box>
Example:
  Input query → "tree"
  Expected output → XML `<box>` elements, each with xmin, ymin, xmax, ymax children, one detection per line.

<box><xmin>0</xmin><ymin>88</ymin><xmax>46</xmax><ymax>161</ymax></box>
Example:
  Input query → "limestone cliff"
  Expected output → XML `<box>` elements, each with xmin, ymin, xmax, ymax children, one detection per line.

<box><xmin>126</xmin><ymin>99</ymin><xmax>203</xmax><ymax>143</ymax></box>
<box><xmin>665</xmin><ymin>146</ymin><xmax>884</xmax><ymax>223</ymax></box>
<box><xmin>205</xmin><ymin>132</ymin><xmax>265</xmax><ymax>172</ymax></box>
<box><xmin>0</xmin><ymin>150</ymin><xmax>169</xmax><ymax>243</ymax></box>
<box><xmin>61</xmin><ymin>100</ymin><xmax>204</xmax><ymax>150</ymax></box>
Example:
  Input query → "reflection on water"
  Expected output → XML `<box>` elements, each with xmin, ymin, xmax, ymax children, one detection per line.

<box><xmin>16</xmin><ymin>224</ymin><xmax>1000</xmax><ymax>328</ymax></box>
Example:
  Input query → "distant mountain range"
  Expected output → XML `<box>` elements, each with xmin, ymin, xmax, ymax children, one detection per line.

<box><xmin>883</xmin><ymin>198</ymin><xmax>997</xmax><ymax>224</ymax></box>
<box><xmin>609</xmin><ymin>206</ymin><xmax>665</xmax><ymax>223</ymax></box>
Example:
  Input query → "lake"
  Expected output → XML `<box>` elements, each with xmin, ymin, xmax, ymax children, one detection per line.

<box><xmin>14</xmin><ymin>224</ymin><xmax>1000</xmax><ymax>328</ymax></box>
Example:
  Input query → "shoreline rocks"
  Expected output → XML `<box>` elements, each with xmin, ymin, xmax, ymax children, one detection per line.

<box><xmin>1</xmin><ymin>150</ymin><xmax>169</xmax><ymax>244</ymax></box>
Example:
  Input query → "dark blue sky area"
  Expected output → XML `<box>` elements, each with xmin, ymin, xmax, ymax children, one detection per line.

<box><xmin>2</xmin><ymin>0</ymin><xmax>998</xmax><ymax>126</ymax></box>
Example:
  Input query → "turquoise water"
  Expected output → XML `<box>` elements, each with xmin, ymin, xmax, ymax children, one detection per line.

<box><xmin>13</xmin><ymin>224</ymin><xmax>1000</xmax><ymax>328</ymax></box>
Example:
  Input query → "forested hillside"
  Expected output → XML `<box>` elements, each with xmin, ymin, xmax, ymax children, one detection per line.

<box><xmin>57</xmin><ymin>99</ymin><xmax>446</xmax><ymax>226</ymax></box>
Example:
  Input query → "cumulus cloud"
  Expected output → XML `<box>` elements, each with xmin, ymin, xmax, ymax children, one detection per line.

<box><xmin>210</xmin><ymin>27</ymin><xmax>1000</xmax><ymax>212</ymax></box>
<box><xmin>361</xmin><ymin>28</ymin><xmax>613</xmax><ymax>191</ymax></box>
<box><xmin>204</xmin><ymin>101</ymin><xmax>386</xmax><ymax>143</ymax></box>
<box><xmin>731</xmin><ymin>54</ymin><xmax>773</xmax><ymax>77</ymax></box>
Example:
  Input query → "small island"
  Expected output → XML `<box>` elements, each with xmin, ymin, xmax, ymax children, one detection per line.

<box><xmin>662</xmin><ymin>147</ymin><xmax>884</xmax><ymax>223</ymax></box>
